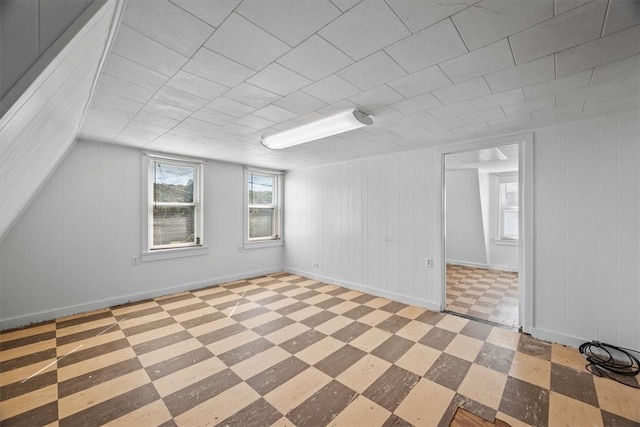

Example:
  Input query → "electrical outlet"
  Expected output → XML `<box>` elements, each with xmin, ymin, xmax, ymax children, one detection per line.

<box><xmin>312</xmin><ymin>262</ymin><xmax>319</xmax><ymax>268</ymax></box>
<box><xmin>132</xmin><ymin>256</ymin><xmax>140</xmax><ymax>266</ymax></box>
<box><xmin>425</xmin><ymin>258</ymin><xmax>433</xmax><ymax>268</ymax></box>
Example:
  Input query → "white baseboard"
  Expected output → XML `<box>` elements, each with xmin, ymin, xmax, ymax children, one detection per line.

<box><xmin>0</xmin><ymin>268</ymin><xmax>281</xmax><ymax>330</ymax></box>
<box><xmin>530</xmin><ymin>326</ymin><xmax>591</xmax><ymax>349</ymax></box>
<box><xmin>284</xmin><ymin>267</ymin><xmax>441</xmax><ymax>312</ymax></box>
<box><xmin>446</xmin><ymin>259</ymin><xmax>518</xmax><ymax>273</ymax></box>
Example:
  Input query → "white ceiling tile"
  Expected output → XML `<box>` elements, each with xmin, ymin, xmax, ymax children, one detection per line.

<box><xmin>387</xmin><ymin>0</ymin><xmax>472</xmax><ymax>33</ymax></box>
<box><xmin>385</xmin><ymin>19</ymin><xmax>467</xmax><ymax>73</ymax></box>
<box><xmin>273</xmin><ymin>91</ymin><xmax>326</xmax><ymax>115</ymax></box>
<box><xmin>591</xmin><ymin>55</ymin><xmax>640</xmax><ymax>85</ymax></box>
<box><xmin>460</xmin><ymin>107</ymin><xmax>505</xmax><ymax>124</ymax></box>
<box><xmin>78</xmin><ymin>123</ymin><xmax>122</xmax><ymax>142</ymax></box>
<box><xmin>96</xmin><ymin>74</ymin><xmax>155</xmax><ymax>103</ymax></box>
<box><xmin>126</xmin><ymin>119</ymin><xmax>171</xmax><ymax>134</ymax></box>
<box><xmin>111</xmin><ymin>25</ymin><xmax>188</xmax><ymax>77</ymax></box>
<box><xmin>319</xmin><ymin>0</ymin><xmax>410</xmax><ymax>60</ymax></box>
<box><xmin>451</xmin><ymin>122</ymin><xmax>491</xmax><ymax>137</ymax></box>
<box><xmin>92</xmin><ymin>90</ymin><xmax>144</xmax><ymax>115</ymax></box>
<box><xmin>134</xmin><ymin>110</ymin><xmax>180</xmax><ymax>128</ymax></box>
<box><xmin>509</xmin><ymin>1</ymin><xmax>607</xmax><ymax>64</ymax></box>
<box><xmin>337</xmin><ymin>51</ymin><xmax>406</xmax><ymax>91</ymax></box>
<box><xmin>554</xmin><ymin>0</ymin><xmax>592</xmax><ymax>15</ymax></box>
<box><xmin>302</xmin><ymin>75</ymin><xmax>361</xmax><ymax>104</ymax></box>
<box><xmin>523</xmin><ymin>70</ymin><xmax>592</xmax><ymax>100</ymax></box>
<box><xmin>253</xmin><ymin>105</ymin><xmax>298</xmax><ymax>122</ymax></box>
<box><xmin>501</xmin><ymin>95</ymin><xmax>555</xmax><ymax>116</ymax></box>
<box><xmin>206</xmin><ymin>97</ymin><xmax>256</xmax><ymax>117</ymax></box>
<box><xmin>556</xmin><ymin>77</ymin><xmax>624</xmax><ymax>107</ymax></box>
<box><xmin>330</xmin><ymin>0</ymin><xmax>362</xmax><ymax>12</ymax></box>
<box><xmin>224</xmin><ymin>83</ymin><xmax>281</xmax><ymax>108</ymax></box>
<box><xmin>440</xmin><ymin>38</ymin><xmax>514</xmax><ymax>83</ymax></box>
<box><xmin>236</xmin><ymin>0</ymin><xmax>341</xmax><ymax>46</ymax></box>
<box><xmin>427</xmin><ymin>101</ymin><xmax>475</xmax><ymax>119</ymax></box>
<box><xmin>86</xmin><ymin>103</ymin><xmax>136</xmax><ymax>124</ymax></box>
<box><xmin>234</xmin><ymin>115</ymin><xmax>276</xmax><ymax>130</ymax></box>
<box><xmin>277</xmin><ymin>36</ymin><xmax>353</xmax><ymax>81</ymax></box>
<box><xmin>183</xmin><ymin>48</ymin><xmax>255</xmax><ymax>88</ymax></box>
<box><xmin>169</xmin><ymin>0</ymin><xmax>241</xmax><ymax>28</ymax></box>
<box><xmin>557</xmin><ymin>25</ymin><xmax>640</xmax><ymax>77</ymax></box>
<box><xmin>348</xmin><ymin>85</ymin><xmax>404</xmax><ymax>111</ymax></box>
<box><xmin>123</xmin><ymin>0</ymin><xmax>214</xmax><ymax>57</ymax></box>
<box><xmin>152</xmin><ymin>86</ymin><xmax>209</xmax><ymax>111</ymax></box>
<box><xmin>387</xmin><ymin>66</ymin><xmax>452</xmax><ymax>98</ymax></box>
<box><xmin>219</xmin><ymin>122</ymin><xmax>257</xmax><ymax>136</ymax></box>
<box><xmin>166</xmin><ymin>71</ymin><xmax>228</xmax><ymax>100</ymax></box>
<box><xmin>452</xmin><ymin>0</ymin><xmax>554</xmax><ymax>50</ymax></box>
<box><xmin>204</xmin><ymin>13</ymin><xmax>290</xmax><ymax>71</ymax></box>
<box><xmin>142</xmin><ymin>100</ymin><xmax>193</xmax><ymax>121</ymax></box>
<box><xmin>190</xmin><ymin>108</ymin><xmax>236</xmax><ymax>126</ymax></box>
<box><xmin>603</xmin><ymin>0</ymin><xmax>640</xmax><ymax>36</ymax></box>
<box><xmin>370</xmin><ymin>106</ymin><xmax>407</xmax><ymax>123</ymax></box>
<box><xmin>179</xmin><ymin>118</ymin><xmax>223</xmax><ymax>135</ymax></box>
<box><xmin>390</xmin><ymin>92</ymin><xmax>441</xmax><ymax>115</ymax></box>
<box><xmin>247</xmin><ymin>63</ymin><xmax>312</xmax><ymax>96</ymax></box>
<box><xmin>468</xmin><ymin>88</ymin><xmax>525</xmax><ymax>110</ymax></box>
<box><xmin>391</xmin><ymin>111</ymin><xmax>436</xmax><ymax>127</ymax></box>
<box><xmin>485</xmin><ymin>55</ymin><xmax>555</xmax><ymax>92</ymax></box>
<box><xmin>432</xmin><ymin>77</ymin><xmax>492</xmax><ymax>104</ymax></box>
<box><xmin>103</xmin><ymin>53</ymin><xmax>168</xmax><ymax>92</ymax></box>
<box><xmin>530</xmin><ymin>102</ymin><xmax>584</xmax><ymax>123</ymax></box>
<box><xmin>620</xmin><ymin>73</ymin><xmax>640</xmax><ymax>94</ymax></box>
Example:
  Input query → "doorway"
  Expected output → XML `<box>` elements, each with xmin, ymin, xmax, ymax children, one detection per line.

<box><xmin>444</xmin><ymin>144</ymin><xmax>520</xmax><ymax>328</ymax></box>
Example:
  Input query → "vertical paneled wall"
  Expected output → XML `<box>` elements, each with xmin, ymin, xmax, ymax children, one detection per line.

<box><xmin>0</xmin><ymin>141</ymin><xmax>283</xmax><ymax>328</ymax></box>
<box><xmin>285</xmin><ymin>112</ymin><xmax>639</xmax><ymax>349</ymax></box>
<box><xmin>285</xmin><ymin>149</ymin><xmax>438</xmax><ymax>309</ymax></box>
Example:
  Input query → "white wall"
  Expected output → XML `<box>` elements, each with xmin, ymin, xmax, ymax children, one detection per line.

<box><xmin>0</xmin><ymin>141</ymin><xmax>282</xmax><ymax>328</ymax></box>
<box><xmin>285</xmin><ymin>112</ymin><xmax>639</xmax><ymax>349</ymax></box>
<box><xmin>445</xmin><ymin>169</ymin><xmax>488</xmax><ymax>266</ymax></box>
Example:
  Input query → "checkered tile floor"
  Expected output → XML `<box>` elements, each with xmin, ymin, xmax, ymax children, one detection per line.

<box><xmin>1</xmin><ymin>273</ymin><xmax>638</xmax><ymax>426</ymax></box>
<box><xmin>446</xmin><ymin>264</ymin><xmax>519</xmax><ymax>328</ymax></box>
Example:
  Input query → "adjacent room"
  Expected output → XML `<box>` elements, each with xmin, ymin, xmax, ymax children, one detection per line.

<box><xmin>1</xmin><ymin>0</ymin><xmax>639</xmax><ymax>426</ymax></box>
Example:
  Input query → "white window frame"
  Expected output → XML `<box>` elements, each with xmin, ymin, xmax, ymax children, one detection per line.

<box><xmin>244</xmin><ymin>167</ymin><xmax>284</xmax><ymax>249</ymax></box>
<box><xmin>494</xmin><ymin>171</ymin><xmax>519</xmax><ymax>245</ymax></box>
<box><xmin>141</xmin><ymin>153</ymin><xmax>207</xmax><ymax>262</ymax></box>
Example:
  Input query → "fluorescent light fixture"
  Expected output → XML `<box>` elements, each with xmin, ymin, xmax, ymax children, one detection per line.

<box><xmin>261</xmin><ymin>109</ymin><xmax>373</xmax><ymax>149</ymax></box>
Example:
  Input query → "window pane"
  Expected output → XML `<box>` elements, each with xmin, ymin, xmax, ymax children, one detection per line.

<box><xmin>249</xmin><ymin>207</ymin><xmax>274</xmax><ymax>238</ymax></box>
<box><xmin>249</xmin><ymin>173</ymin><xmax>273</xmax><ymax>205</ymax></box>
<box><xmin>504</xmin><ymin>182</ymin><xmax>518</xmax><ymax>207</ymax></box>
<box><xmin>154</xmin><ymin>162</ymin><xmax>194</xmax><ymax>203</ymax></box>
<box><xmin>503</xmin><ymin>209</ymin><xmax>519</xmax><ymax>239</ymax></box>
<box><xmin>153</xmin><ymin>206</ymin><xmax>195</xmax><ymax>245</ymax></box>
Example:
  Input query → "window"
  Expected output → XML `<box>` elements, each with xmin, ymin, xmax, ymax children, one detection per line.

<box><xmin>147</xmin><ymin>156</ymin><xmax>203</xmax><ymax>251</ymax></box>
<box><xmin>497</xmin><ymin>173</ymin><xmax>519</xmax><ymax>241</ymax></box>
<box><xmin>245</xmin><ymin>168</ymin><xmax>283</xmax><ymax>246</ymax></box>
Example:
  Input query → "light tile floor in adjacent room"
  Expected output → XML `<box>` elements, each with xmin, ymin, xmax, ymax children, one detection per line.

<box><xmin>1</xmin><ymin>272</ymin><xmax>639</xmax><ymax>426</ymax></box>
<box><xmin>446</xmin><ymin>264</ymin><xmax>520</xmax><ymax>329</ymax></box>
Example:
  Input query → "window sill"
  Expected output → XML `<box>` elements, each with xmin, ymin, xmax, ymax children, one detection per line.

<box><xmin>492</xmin><ymin>239</ymin><xmax>518</xmax><ymax>247</ymax></box>
<box><xmin>243</xmin><ymin>240</ymin><xmax>284</xmax><ymax>250</ymax></box>
<box><xmin>142</xmin><ymin>245</ymin><xmax>208</xmax><ymax>262</ymax></box>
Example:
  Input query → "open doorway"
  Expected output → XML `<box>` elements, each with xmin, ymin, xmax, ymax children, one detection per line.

<box><xmin>444</xmin><ymin>144</ymin><xmax>520</xmax><ymax>329</ymax></box>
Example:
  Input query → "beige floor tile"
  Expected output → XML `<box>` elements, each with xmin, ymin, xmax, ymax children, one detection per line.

<box><xmin>313</xmin><ymin>315</ymin><xmax>353</xmax><ymax>335</ymax></box>
<box><xmin>265</xmin><ymin>322</ymin><xmax>310</xmax><ymax>345</ymax></box>
<box><xmin>272</xmin><ymin>417</ymin><xmax>297</xmax><ymax>426</ymax></box>
<box><xmin>457</xmin><ymin>364</ymin><xmax>508</xmax><ymax>409</ymax></box>
<box><xmin>495</xmin><ymin>411</ymin><xmax>534</xmax><ymax>427</ymax></box>
<box><xmin>287</xmin><ymin>305</ymin><xmax>323</xmax><ymax>322</ymax></box>
<box><xmin>363</xmin><ymin>297</ymin><xmax>392</xmax><ymax>309</ymax></box>
<box><xmin>328</xmin><ymin>395</ymin><xmax>390</xmax><ymax>427</ymax></box>
<box><xmin>153</xmin><ymin>357</ymin><xmax>227</xmax><ymax>397</ymax></box>
<box><xmin>548</xmin><ymin>391</ymin><xmax>604</xmax><ymax>427</ymax></box>
<box><xmin>230</xmin><ymin>346</ymin><xmax>290</xmax><ymax>380</ymax></box>
<box><xmin>0</xmin><ymin>323</ymin><xmax>55</xmax><ymax>342</ymax></box>
<box><xmin>187</xmin><ymin>316</ymin><xmax>236</xmax><ymax>337</ymax></box>
<box><xmin>265</xmin><ymin>367</ymin><xmax>331</xmax><ymax>414</ymax></box>
<box><xmin>339</xmin><ymin>290</ymin><xmax>364</xmax><ymax>300</ymax></box>
<box><xmin>238</xmin><ymin>311</ymin><xmax>282</xmax><ymax>329</ymax></box>
<box><xmin>395</xmin><ymin>320</ymin><xmax>432</xmax><ymax>341</ymax></box>
<box><xmin>349</xmin><ymin>328</ymin><xmax>392</xmax><ymax>352</ymax></box>
<box><xmin>327</xmin><ymin>300</ymin><xmax>360</xmax><ymax>314</ymax></box>
<box><xmin>0</xmin><ymin>384</ymin><xmax>57</xmax><ymax>420</ymax></box>
<box><xmin>551</xmin><ymin>343</ymin><xmax>589</xmax><ymax>373</ymax></box>
<box><xmin>358</xmin><ymin>310</ymin><xmax>393</xmax><ymax>327</ymax></box>
<box><xmin>295</xmin><ymin>336</ymin><xmax>345</xmax><ymax>365</ymax></box>
<box><xmin>104</xmin><ymin>399</ymin><xmax>172</xmax><ymax>426</ymax></box>
<box><xmin>57</xmin><ymin>347</ymin><xmax>137</xmax><ymax>382</ymax></box>
<box><xmin>1</xmin><ymin>356</ymin><xmax>58</xmax><ymax>385</ymax></box>
<box><xmin>174</xmin><ymin>382</ymin><xmax>260</xmax><ymax>426</ymax></box>
<box><xmin>509</xmin><ymin>351</ymin><xmax>551</xmax><ymax>390</ymax></box>
<box><xmin>437</xmin><ymin>314</ymin><xmax>468</xmax><ymax>333</ymax></box>
<box><xmin>336</xmin><ymin>354</ymin><xmax>392</xmax><ymax>393</ymax></box>
<box><xmin>56</xmin><ymin>330</ymin><xmax>125</xmax><ymax>357</ymax></box>
<box><xmin>265</xmin><ymin>297</ymin><xmax>299</xmax><ymax>311</ymax></box>
<box><xmin>396</xmin><ymin>305</ymin><xmax>426</xmax><ymax>319</ymax></box>
<box><xmin>202</xmin><ymin>293</ymin><xmax>241</xmax><ymax>307</ymax></box>
<box><xmin>444</xmin><ymin>334</ymin><xmax>484</xmax><ymax>362</ymax></box>
<box><xmin>138</xmin><ymin>338</ymin><xmax>202</xmax><ymax>368</ymax></box>
<box><xmin>118</xmin><ymin>311</ymin><xmax>170</xmax><ymax>330</ymax></box>
<box><xmin>206</xmin><ymin>330</ymin><xmax>260</xmax><ymax>355</ymax></box>
<box><xmin>395</xmin><ymin>343</ymin><xmax>441</xmax><ymax>376</ymax></box>
<box><xmin>282</xmin><ymin>287</ymin><xmax>310</xmax><ymax>297</ymax></box>
<box><xmin>593</xmin><ymin>375</ymin><xmax>640</xmax><ymax>422</ymax></box>
<box><xmin>394</xmin><ymin>378</ymin><xmax>455</xmax><ymax>426</ymax></box>
<box><xmin>125</xmin><ymin>323</ymin><xmax>185</xmax><ymax>347</ymax></box>
<box><xmin>1</xmin><ymin>339</ymin><xmax>55</xmax><ymax>362</ymax></box>
<box><xmin>301</xmin><ymin>293</ymin><xmax>333</xmax><ymax>305</ymax></box>
<box><xmin>486</xmin><ymin>327</ymin><xmax>520</xmax><ymax>351</ymax></box>
<box><xmin>245</xmin><ymin>290</ymin><xmax>278</xmax><ymax>302</ymax></box>
<box><xmin>172</xmin><ymin>305</ymin><xmax>218</xmax><ymax>323</ymax></box>
<box><xmin>221</xmin><ymin>301</ymin><xmax>260</xmax><ymax>317</ymax></box>
<box><xmin>55</xmin><ymin>317</ymin><xmax>116</xmax><ymax>338</ymax></box>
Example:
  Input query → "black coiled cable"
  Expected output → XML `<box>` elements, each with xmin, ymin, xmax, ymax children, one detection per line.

<box><xmin>579</xmin><ymin>341</ymin><xmax>640</xmax><ymax>389</ymax></box>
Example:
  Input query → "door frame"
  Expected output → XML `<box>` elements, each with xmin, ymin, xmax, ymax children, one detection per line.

<box><xmin>435</xmin><ymin>133</ymin><xmax>534</xmax><ymax>333</ymax></box>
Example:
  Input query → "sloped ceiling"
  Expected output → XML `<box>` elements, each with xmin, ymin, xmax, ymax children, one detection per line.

<box><xmin>79</xmin><ymin>0</ymin><xmax>640</xmax><ymax>170</ymax></box>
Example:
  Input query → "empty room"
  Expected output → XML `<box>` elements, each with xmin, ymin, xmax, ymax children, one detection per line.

<box><xmin>1</xmin><ymin>0</ymin><xmax>639</xmax><ymax>426</ymax></box>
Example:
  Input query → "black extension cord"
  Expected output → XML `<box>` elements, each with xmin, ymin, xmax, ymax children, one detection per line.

<box><xmin>579</xmin><ymin>341</ymin><xmax>640</xmax><ymax>389</ymax></box>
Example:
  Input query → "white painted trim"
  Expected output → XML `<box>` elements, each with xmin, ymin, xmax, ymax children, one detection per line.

<box><xmin>446</xmin><ymin>260</ymin><xmax>518</xmax><ymax>273</ymax></box>
<box><xmin>0</xmin><ymin>268</ymin><xmax>280</xmax><ymax>330</ymax></box>
<box><xmin>531</xmin><ymin>327</ymin><xmax>589</xmax><ymax>349</ymax></box>
<box><xmin>285</xmin><ymin>267</ymin><xmax>441</xmax><ymax>311</ymax></box>
<box><xmin>436</xmin><ymin>133</ymin><xmax>534</xmax><ymax>332</ymax></box>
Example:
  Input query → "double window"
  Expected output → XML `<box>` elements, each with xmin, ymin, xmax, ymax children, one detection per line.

<box><xmin>147</xmin><ymin>156</ymin><xmax>203</xmax><ymax>251</ymax></box>
<box><xmin>245</xmin><ymin>168</ymin><xmax>283</xmax><ymax>245</ymax></box>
